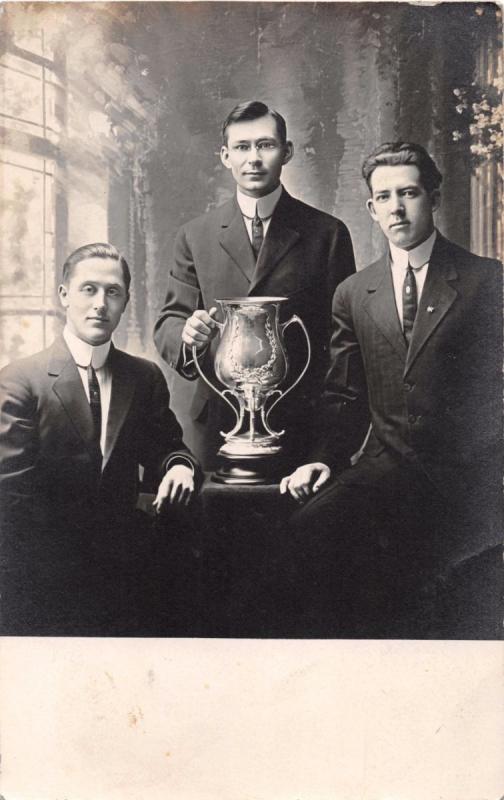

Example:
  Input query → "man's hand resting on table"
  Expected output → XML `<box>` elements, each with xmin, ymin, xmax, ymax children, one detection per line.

<box><xmin>153</xmin><ymin>464</ymin><xmax>195</xmax><ymax>512</ymax></box>
<box><xmin>279</xmin><ymin>463</ymin><xmax>331</xmax><ymax>503</ymax></box>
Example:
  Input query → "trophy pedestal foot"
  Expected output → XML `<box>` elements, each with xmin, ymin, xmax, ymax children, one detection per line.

<box><xmin>212</xmin><ymin>458</ymin><xmax>279</xmax><ymax>485</ymax></box>
<box><xmin>212</xmin><ymin>462</ymin><xmax>274</xmax><ymax>486</ymax></box>
<box><xmin>212</xmin><ymin>437</ymin><xmax>282</xmax><ymax>485</ymax></box>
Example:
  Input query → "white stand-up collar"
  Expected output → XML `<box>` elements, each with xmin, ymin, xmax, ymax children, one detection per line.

<box><xmin>63</xmin><ymin>326</ymin><xmax>111</xmax><ymax>369</ymax></box>
<box><xmin>236</xmin><ymin>183</ymin><xmax>283</xmax><ymax>220</ymax></box>
<box><xmin>389</xmin><ymin>229</ymin><xmax>437</xmax><ymax>270</ymax></box>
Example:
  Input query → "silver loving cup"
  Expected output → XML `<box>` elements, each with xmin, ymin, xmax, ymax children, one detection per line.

<box><xmin>192</xmin><ymin>297</ymin><xmax>311</xmax><ymax>458</ymax></box>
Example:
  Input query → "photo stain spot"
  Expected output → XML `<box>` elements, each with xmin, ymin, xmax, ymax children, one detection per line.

<box><xmin>128</xmin><ymin>707</ymin><xmax>144</xmax><ymax>727</ymax></box>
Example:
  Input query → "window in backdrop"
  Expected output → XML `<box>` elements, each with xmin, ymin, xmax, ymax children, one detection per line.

<box><xmin>0</xmin><ymin>28</ymin><xmax>63</xmax><ymax>367</ymax></box>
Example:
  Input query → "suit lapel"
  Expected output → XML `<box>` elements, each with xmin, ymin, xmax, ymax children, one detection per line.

<box><xmin>249</xmin><ymin>191</ymin><xmax>300</xmax><ymax>293</ymax></box>
<box><xmin>102</xmin><ymin>347</ymin><xmax>136</xmax><ymax>470</ymax></box>
<box><xmin>218</xmin><ymin>198</ymin><xmax>256</xmax><ymax>282</ymax></box>
<box><xmin>49</xmin><ymin>337</ymin><xmax>96</xmax><ymax>449</ymax></box>
<box><xmin>404</xmin><ymin>236</ymin><xmax>458</xmax><ymax>375</ymax></box>
<box><xmin>363</xmin><ymin>255</ymin><xmax>408</xmax><ymax>361</ymax></box>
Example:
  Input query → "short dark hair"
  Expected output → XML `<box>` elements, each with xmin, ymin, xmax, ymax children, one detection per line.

<box><xmin>362</xmin><ymin>142</ymin><xmax>443</xmax><ymax>194</ymax></box>
<box><xmin>61</xmin><ymin>243</ymin><xmax>131</xmax><ymax>294</ymax></box>
<box><xmin>222</xmin><ymin>101</ymin><xmax>287</xmax><ymax>144</ymax></box>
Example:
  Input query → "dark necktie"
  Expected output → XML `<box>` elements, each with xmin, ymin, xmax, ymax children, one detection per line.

<box><xmin>87</xmin><ymin>364</ymin><xmax>102</xmax><ymax>446</ymax></box>
<box><xmin>402</xmin><ymin>264</ymin><xmax>418</xmax><ymax>346</ymax></box>
<box><xmin>251</xmin><ymin>210</ymin><xmax>264</xmax><ymax>258</ymax></box>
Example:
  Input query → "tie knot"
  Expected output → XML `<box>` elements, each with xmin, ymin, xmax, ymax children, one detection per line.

<box><xmin>405</xmin><ymin>263</ymin><xmax>417</xmax><ymax>284</ymax></box>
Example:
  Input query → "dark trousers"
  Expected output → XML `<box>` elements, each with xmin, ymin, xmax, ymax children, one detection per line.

<box><xmin>0</xmin><ymin>502</ymin><xmax>202</xmax><ymax>636</ymax></box>
<box><xmin>270</xmin><ymin>451</ymin><xmax>499</xmax><ymax>638</ymax></box>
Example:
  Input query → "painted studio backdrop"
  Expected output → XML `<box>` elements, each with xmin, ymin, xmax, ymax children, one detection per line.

<box><xmin>0</xmin><ymin>1</ymin><xmax>502</xmax><ymax>447</ymax></box>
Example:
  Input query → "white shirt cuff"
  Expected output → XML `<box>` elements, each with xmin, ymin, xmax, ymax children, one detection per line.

<box><xmin>165</xmin><ymin>455</ymin><xmax>195</xmax><ymax>474</ymax></box>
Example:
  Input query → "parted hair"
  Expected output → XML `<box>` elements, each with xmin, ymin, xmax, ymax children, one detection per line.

<box><xmin>362</xmin><ymin>142</ymin><xmax>443</xmax><ymax>194</ymax></box>
<box><xmin>61</xmin><ymin>243</ymin><xmax>131</xmax><ymax>294</ymax></box>
<box><xmin>222</xmin><ymin>101</ymin><xmax>287</xmax><ymax>144</ymax></box>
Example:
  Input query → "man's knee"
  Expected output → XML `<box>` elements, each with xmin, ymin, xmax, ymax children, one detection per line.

<box><xmin>289</xmin><ymin>478</ymin><xmax>372</xmax><ymax>535</ymax></box>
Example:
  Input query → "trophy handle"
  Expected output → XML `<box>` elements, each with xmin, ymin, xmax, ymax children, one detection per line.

<box><xmin>264</xmin><ymin>315</ymin><xmax>311</xmax><ymax>424</ymax></box>
<box><xmin>220</xmin><ymin>391</ymin><xmax>245</xmax><ymax>437</ymax></box>
<box><xmin>191</xmin><ymin>344</ymin><xmax>241</xmax><ymax>428</ymax></box>
<box><xmin>261</xmin><ymin>390</ymin><xmax>285</xmax><ymax>437</ymax></box>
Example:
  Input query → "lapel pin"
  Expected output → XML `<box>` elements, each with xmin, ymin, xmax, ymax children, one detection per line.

<box><xmin>427</xmin><ymin>306</ymin><xmax>435</xmax><ymax>313</ymax></box>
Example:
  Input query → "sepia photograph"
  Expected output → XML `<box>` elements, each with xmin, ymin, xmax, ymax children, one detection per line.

<box><xmin>0</xmin><ymin>0</ymin><xmax>501</xmax><ymax>640</ymax></box>
<box><xmin>0</xmin><ymin>0</ymin><xmax>502</xmax><ymax>796</ymax></box>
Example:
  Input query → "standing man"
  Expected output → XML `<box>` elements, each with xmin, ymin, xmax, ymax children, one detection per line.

<box><xmin>279</xmin><ymin>142</ymin><xmax>502</xmax><ymax>637</ymax></box>
<box><xmin>154</xmin><ymin>100</ymin><xmax>356</xmax><ymax>469</ymax></box>
<box><xmin>0</xmin><ymin>243</ymin><xmax>200</xmax><ymax>635</ymax></box>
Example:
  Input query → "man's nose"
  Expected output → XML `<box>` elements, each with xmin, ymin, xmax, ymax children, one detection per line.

<box><xmin>390</xmin><ymin>194</ymin><xmax>405</xmax><ymax>215</ymax></box>
<box><xmin>93</xmin><ymin>290</ymin><xmax>107</xmax><ymax>309</ymax></box>
<box><xmin>248</xmin><ymin>146</ymin><xmax>262</xmax><ymax>163</ymax></box>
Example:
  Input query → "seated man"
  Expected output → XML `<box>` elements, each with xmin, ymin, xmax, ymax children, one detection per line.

<box><xmin>279</xmin><ymin>142</ymin><xmax>503</xmax><ymax>638</ymax></box>
<box><xmin>0</xmin><ymin>243</ymin><xmax>201</xmax><ymax>635</ymax></box>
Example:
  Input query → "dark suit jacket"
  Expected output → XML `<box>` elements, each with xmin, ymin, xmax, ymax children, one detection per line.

<box><xmin>154</xmin><ymin>189</ymin><xmax>355</xmax><ymax>464</ymax></box>
<box><xmin>313</xmin><ymin>233</ymin><xmax>502</xmax><ymax>554</ymax></box>
<box><xmin>0</xmin><ymin>336</ymin><xmax>198</xmax><ymax>574</ymax></box>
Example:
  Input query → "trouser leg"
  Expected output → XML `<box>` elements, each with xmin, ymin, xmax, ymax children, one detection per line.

<box><xmin>271</xmin><ymin>458</ymin><xmax>447</xmax><ymax>637</ymax></box>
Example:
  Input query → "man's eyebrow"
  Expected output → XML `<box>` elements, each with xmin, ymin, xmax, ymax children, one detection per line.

<box><xmin>374</xmin><ymin>184</ymin><xmax>419</xmax><ymax>194</ymax></box>
<box><xmin>105</xmin><ymin>282</ymin><xmax>125</xmax><ymax>290</ymax></box>
<box><xmin>232</xmin><ymin>136</ymin><xmax>277</xmax><ymax>143</ymax></box>
<box><xmin>78</xmin><ymin>280</ymin><xmax>123</xmax><ymax>287</ymax></box>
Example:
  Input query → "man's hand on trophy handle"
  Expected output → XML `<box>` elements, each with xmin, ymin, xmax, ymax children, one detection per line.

<box><xmin>182</xmin><ymin>307</ymin><xmax>219</xmax><ymax>349</ymax></box>
<box><xmin>279</xmin><ymin>462</ymin><xmax>331</xmax><ymax>503</ymax></box>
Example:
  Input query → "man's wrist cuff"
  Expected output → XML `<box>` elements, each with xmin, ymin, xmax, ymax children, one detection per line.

<box><xmin>165</xmin><ymin>455</ymin><xmax>194</xmax><ymax>474</ymax></box>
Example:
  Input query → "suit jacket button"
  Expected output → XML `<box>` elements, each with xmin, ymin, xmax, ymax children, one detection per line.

<box><xmin>403</xmin><ymin>382</ymin><xmax>413</xmax><ymax>392</ymax></box>
<box><xmin>408</xmin><ymin>414</ymin><xmax>417</xmax><ymax>424</ymax></box>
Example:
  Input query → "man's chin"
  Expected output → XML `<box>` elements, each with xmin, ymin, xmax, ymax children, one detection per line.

<box><xmin>239</xmin><ymin>182</ymin><xmax>267</xmax><ymax>197</ymax></box>
<box><xmin>389</xmin><ymin>231</ymin><xmax>415</xmax><ymax>249</ymax></box>
<box><xmin>239</xmin><ymin>176</ymin><xmax>280</xmax><ymax>197</ymax></box>
<box><xmin>83</xmin><ymin>330</ymin><xmax>112</xmax><ymax>346</ymax></box>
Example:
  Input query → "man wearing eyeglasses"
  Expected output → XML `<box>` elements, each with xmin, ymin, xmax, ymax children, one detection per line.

<box><xmin>154</xmin><ymin>100</ymin><xmax>356</xmax><ymax>470</ymax></box>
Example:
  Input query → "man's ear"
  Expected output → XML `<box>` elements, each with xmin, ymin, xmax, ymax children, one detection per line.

<box><xmin>366</xmin><ymin>197</ymin><xmax>378</xmax><ymax>222</ymax></box>
<box><xmin>58</xmin><ymin>283</ymin><xmax>69</xmax><ymax>308</ymax></box>
<box><xmin>430</xmin><ymin>189</ymin><xmax>441</xmax><ymax>213</ymax></box>
<box><xmin>220</xmin><ymin>145</ymin><xmax>232</xmax><ymax>170</ymax></box>
<box><xmin>282</xmin><ymin>140</ymin><xmax>294</xmax><ymax>165</ymax></box>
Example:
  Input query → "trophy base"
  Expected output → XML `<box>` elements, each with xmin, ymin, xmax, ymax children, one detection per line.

<box><xmin>212</xmin><ymin>463</ymin><xmax>275</xmax><ymax>486</ymax></box>
<box><xmin>212</xmin><ymin>436</ymin><xmax>282</xmax><ymax>485</ymax></box>
<box><xmin>218</xmin><ymin>434</ymin><xmax>282</xmax><ymax>459</ymax></box>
